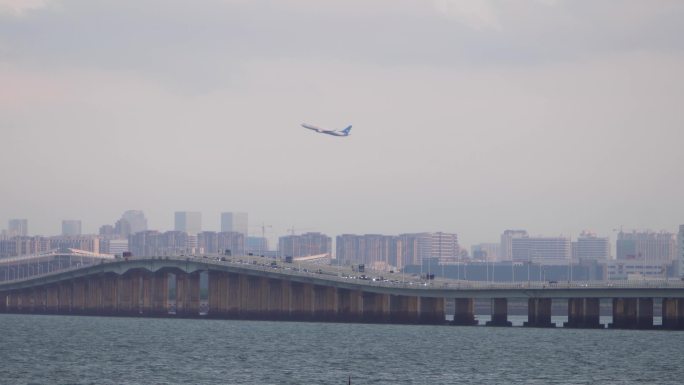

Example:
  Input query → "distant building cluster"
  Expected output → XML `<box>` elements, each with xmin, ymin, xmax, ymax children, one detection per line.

<box><xmin>1</xmin><ymin>214</ymin><xmax>683</xmax><ymax>281</ymax></box>
<box><xmin>335</xmin><ymin>232</ymin><xmax>460</xmax><ymax>270</ymax></box>
<box><xmin>279</xmin><ymin>232</ymin><xmax>332</xmax><ymax>259</ymax></box>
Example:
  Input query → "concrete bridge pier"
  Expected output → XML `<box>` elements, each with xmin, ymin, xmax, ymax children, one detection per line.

<box><xmin>486</xmin><ymin>298</ymin><xmax>512</xmax><ymax>326</ymax></box>
<box><xmin>290</xmin><ymin>282</ymin><xmax>313</xmax><ymax>321</ymax></box>
<box><xmin>6</xmin><ymin>292</ymin><xmax>19</xmax><ymax>312</ymax></box>
<box><xmin>662</xmin><ymin>298</ymin><xmax>684</xmax><ymax>330</ymax></box>
<box><xmin>141</xmin><ymin>271</ymin><xmax>169</xmax><ymax>316</ymax></box>
<box><xmin>609</xmin><ymin>298</ymin><xmax>653</xmax><ymax>329</ymax></box>
<box><xmin>264</xmin><ymin>278</ymin><xmax>286</xmax><ymax>320</ymax></box>
<box><xmin>58</xmin><ymin>281</ymin><xmax>73</xmax><ymax>314</ymax></box>
<box><xmin>46</xmin><ymin>284</ymin><xmax>59</xmax><ymax>313</ymax></box>
<box><xmin>0</xmin><ymin>293</ymin><xmax>5</xmax><ymax>312</ymax></box>
<box><xmin>389</xmin><ymin>295</ymin><xmax>420</xmax><ymax>324</ymax></box>
<box><xmin>452</xmin><ymin>298</ymin><xmax>478</xmax><ymax>326</ymax></box>
<box><xmin>338</xmin><ymin>288</ymin><xmax>363</xmax><ymax>322</ymax></box>
<box><xmin>208</xmin><ymin>271</ymin><xmax>228</xmax><ymax>318</ymax></box>
<box><xmin>637</xmin><ymin>298</ymin><xmax>654</xmax><ymax>329</ymax></box>
<box><xmin>564</xmin><ymin>298</ymin><xmax>603</xmax><ymax>328</ymax></box>
<box><xmin>101</xmin><ymin>274</ymin><xmax>118</xmax><ymax>315</ymax></box>
<box><xmin>176</xmin><ymin>272</ymin><xmax>201</xmax><ymax>317</ymax></box>
<box><xmin>524</xmin><ymin>298</ymin><xmax>555</xmax><ymax>328</ymax></box>
<box><xmin>362</xmin><ymin>292</ymin><xmax>390</xmax><ymax>323</ymax></box>
<box><xmin>313</xmin><ymin>285</ymin><xmax>338</xmax><ymax>321</ymax></box>
<box><xmin>419</xmin><ymin>297</ymin><xmax>445</xmax><ymax>324</ymax></box>
<box><xmin>116</xmin><ymin>275</ymin><xmax>132</xmax><ymax>315</ymax></box>
<box><xmin>84</xmin><ymin>277</ymin><xmax>101</xmax><ymax>314</ymax></box>
<box><xmin>18</xmin><ymin>290</ymin><xmax>31</xmax><ymax>313</ymax></box>
<box><xmin>72</xmin><ymin>279</ymin><xmax>86</xmax><ymax>314</ymax></box>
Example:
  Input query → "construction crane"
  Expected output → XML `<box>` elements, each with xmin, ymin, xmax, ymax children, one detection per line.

<box><xmin>249</xmin><ymin>223</ymin><xmax>272</xmax><ymax>256</ymax></box>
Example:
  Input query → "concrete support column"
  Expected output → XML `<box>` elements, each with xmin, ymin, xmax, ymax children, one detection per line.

<box><xmin>524</xmin><ymin>298</ymin><xmax>555</xmax><ymax>327</ymax></box>
<box><xmin>176</xmin><ymin>272</ymin><xmax>187</xmax><ymax>315</ymax></box>
<box><xmin>18</xmin><ymin>290</ymin><xmax>31</xmax><ymax>312</ymax></box>
<box><xmin>7</xmin><ymin>292</ymin><xmax>19</xmax><ymax>312</ymax></box>
<box><xmin>290</xmin><ymin>282</ymin><xmax>313</xmax><ymax>320</ymax></box>
<box><xmin>58</xmin><ymin>282</ymin><xmax>73</xmax><ymax>314</ymax></box>
<box><xmin>281</xmin><ymin>279</ymin><xmax>292</xmax><ymax>319</ymax></box>
<box><xmin>362</xmin><ymin>292</ymin><xmax>387</xmax><ymax>323</ymax></box>
<box><xmin>46</xmin><ymin>285</ymin><xmax>59</xmax><ymax>313</ymax></box>
<box><xmin>486</xmin><ymin>298</ymin><xmax>512</xmax><ymax>326</ymax></box>
<box><xmin>208</xmin><ymin>271</ymin><xmax>228</xmax><ymax>317</ymax></box>
<box><xmin>85</xmin><ymin>276</ymin><xmax>103</xmax><ymax>313</ymax></box>
<box><xmin>564</xmin><ymin>298</ymin><xmax>603</xmax><ymax>329</ymax></box>
<box><xmin>389</xmin><ymin>295</ymin><xmax>420</xmax><ymax>324</ymax></box>
<box><xmin>72</xmin><ymin>279</ymin><xmax>86</xmax><ymax>314</ymax></box>
<box><xmin>636</xmin><ymin>298</ymin><xmax>653</xmax><ymax>329</ymax></box>
<box><xmin>151</xmin><ymin>271</ymin><xmax>169</xmax><ymax>315</ymax></box>
<box><xmin>609</xmin><ymin>298</ymin><xmax>653</xmax><ymax>329</ymax></box>
<box><xmin>176</xmin><ymin>272</ymin><xmax>200</xmax><ymax>317</ymax></box>
<box><xmin>337</xmin><ymin>288</ymin><xmax>363</xmax><ymax>322</ymax></box>
<box><xmin>101</xmin><ymin>274</ymin><xmax>118</xmax><ymax>314</ymax></box>
<box><xmin>361</xmin><ymin>292</ymin><xmax>376</xmax><ymax>322</ymax></box>
<box><xmin>419</xmin><ymin>297</ymin><xmax>445</xmax><ymax>324</ymax></box>
<box><xmin>313</xmin><ymin>285</ymin><xmax>337</xmax><ymax>321</ymax></box>
<box><xmin>116</xmin><ymin>275</ymin><xmax>133</xmax><ymax>314</ymax></box>
<box><xmin>226</xmin><ymin>273</ymin><xmax>241</xmax><ymax>317</ymax></box>
<box><xmin>238</xmin><ymin>275</ymin><xmax>261</xmax><ymax>319</ymax></box>
<box><xmin>265</xmin><ymin>278</ymin><xmax>284</xmax><ymax>319</ymax></box>
<box><xmin>0</xmin><ymin>292</ymin><xmax>6</xmax><ymax>312</ymax></box>
<box><xmin>452</xmin><ymin>298</ymin><xmax>478</xmax><ymax>326</ymax></box>
<box><xmin>662</xmin><ymin>298</ymin><xmax>684</xmax><ymax>330</ymax></box>
<box><xmin>609</xmin><ymin>298</ymin><xmax>637</xmax><ymax>329</ymax></box>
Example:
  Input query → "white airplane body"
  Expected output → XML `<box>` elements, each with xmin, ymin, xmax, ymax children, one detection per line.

<box><xmin>301</xmin><ymin>123</ymin><xmax>352</xmax><ymax>137</ymax></box>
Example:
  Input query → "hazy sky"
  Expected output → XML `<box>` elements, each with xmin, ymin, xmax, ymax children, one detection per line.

<box><xmin>1</xmin><ymin>0</ymin><xmax>683</xmax><ymax>247</ymax></box>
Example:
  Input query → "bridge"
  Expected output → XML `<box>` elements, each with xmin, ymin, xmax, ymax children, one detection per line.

<box><xmin>1</xmin><ymin>255</ymin><xmax>684</xmax><ymax>330</ymax></box>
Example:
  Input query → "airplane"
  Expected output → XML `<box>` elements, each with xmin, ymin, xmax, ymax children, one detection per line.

<box><xmin>301</xmin><ymin>123</ymin><xmax>352</xmax><ymax>137</ymax></box>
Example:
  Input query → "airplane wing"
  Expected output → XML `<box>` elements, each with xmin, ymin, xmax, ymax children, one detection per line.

<box><xmin>301</xmin><ymin>123</ymin><xmax>331</xmax><ymax>133</ymax></box>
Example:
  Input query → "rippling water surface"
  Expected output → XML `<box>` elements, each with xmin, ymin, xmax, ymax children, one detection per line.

<box><xmin>1</xmin><ymin>314</ymin><xmax>683</xmax><ymax>384</ymax></box>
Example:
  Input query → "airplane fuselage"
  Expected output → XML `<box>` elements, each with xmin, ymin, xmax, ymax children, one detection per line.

<box><xmin>302</xmin><ymin>123</ymin><xmax>351</xmax><ymax>137</ymax></box>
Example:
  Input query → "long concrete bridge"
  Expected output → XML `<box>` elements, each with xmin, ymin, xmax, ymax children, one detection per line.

<box><xmin>1</xmin><ymin>256</ymin><xmax>684</xmax><ymax>330</ymax></box>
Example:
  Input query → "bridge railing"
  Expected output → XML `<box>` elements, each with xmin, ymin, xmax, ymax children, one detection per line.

<box><xmin>2</xmin><ymin>255</ymin><xmax>684</xmax><ymax>291</ymax></box>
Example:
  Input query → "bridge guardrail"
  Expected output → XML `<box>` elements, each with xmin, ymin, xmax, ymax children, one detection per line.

<box><xmin>3</xmin><ymin>255</ymin><xmax>684</xmax><ymax>291</ymax></box>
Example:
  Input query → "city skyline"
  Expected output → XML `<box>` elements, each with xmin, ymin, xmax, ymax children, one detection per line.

<box><xmin>2</xmin><ymin>211</ymin><xmax>682</xmax><ymax>250</ymax></box>
<box><xmin>1</xmin><ymin>1</ymin><xmax>683</xmax><ymax>247</ymax></box>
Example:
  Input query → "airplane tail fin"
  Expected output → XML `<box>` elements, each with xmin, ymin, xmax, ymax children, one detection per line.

<box><xmin>342</xmin><ymin>125</ymin><xmax>352</xmax><ymax>135</ymax></box>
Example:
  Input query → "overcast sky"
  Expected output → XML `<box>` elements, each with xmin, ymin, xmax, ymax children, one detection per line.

<box><xmin>1</xmin><ymin>0</ymin><xmax>683</xmax><ymax>247</ymax></box>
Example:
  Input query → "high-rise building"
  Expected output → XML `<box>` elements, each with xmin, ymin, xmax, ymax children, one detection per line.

<box><xmin>399</xmin><ymin>233</ymin><xmax>430</xmax><ymax>266</ymax></box>
<box><xmin>616</xmin><ymin>230</ymin><xmax>677</xmax><ymax>262</ymax></box>
<box><xmin>50</xmin><ymin>236</ymin><xmax>99</xmax><ymax>253</ymax></box>
<box><xmin>198</xmin><ymin>231</ymin><xmax>219</xmax><ymax>254</ymax></box>
<box><xmin>500</xmin><ymin>230</ymin><xmax>528</xmax><ymax>261</ymax></box>
<box><xmin>217</xmin><ymin>231</ymin><xmax>245</xmax><ymax>256</ymax></box>
<box><xmin>471</xmin><ymin>243</ymin><xmax>500</xmax><ymax>261</ymax></box>
<box><xmin>336</xmin><ymin>234</ymin><xmax>402</xmax><ymax>268</ymax></box>
<box><xmin>99</xmin><ymin>225</ymin><xmax>116</xmax><ymax>238</ymax></box>
<box><xmin>429</xmin><ymin>232</ymin><xmax>460</xmax><ymax>262</ymax></box>
<box><xmin>572</xmin><ymin>231</ymin><xmax>611</xmax><ymax>259</ymax></box>
<box><xmin>128</xmin><ymin>231</ymin><xmax>161</xmax><ymax>257</ymax></box>
<box><xmin>220</xmin><ymin>212</ymin><xmax>248</xmax><ymax>236</ymax></box>
<box><xmin>677</xmin><ymin>225</ymin><xmax>684</xmax><ymax>278</ymax></box>
<box><xmin>61</xmin><ymin>220</ymin><xmax>82</xmax><ymax>236</ymax></box>
<box><xmin>246</xmin><ymin>236</ymin><xmax>269</xmax><ymax>255</ymax></box>
<box><xmin>511</xmin><ymin>236</ymin><xmax>571</xmax><ymax>262</ymax></box>
<box><xmin>8</xmin><ymin>219</ymin><xmax>28</xmax><ymax>237</ymax></box>
<box><xmin>107</xmin><ymin>239</ymin><xmax>129</xmax><ymax>256</ymax></box>
<box><xmin>120</xmin><ymin>210</ymin><xmax>148</xmax><ymax>235</ymax></box>
<box><xmin>0</xmin><ymin>236</ymin><xmax>50</xmax><ymax>258</ymax></box>
<box><xmin>174</xmin><ymin>211</ymin><xmax>202</xmax><ymax>235</ymax></box>
<box><xmin>279</xmin><ymin>232</ymin><xmax>331</xmax><ymax>258</ymax></box>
